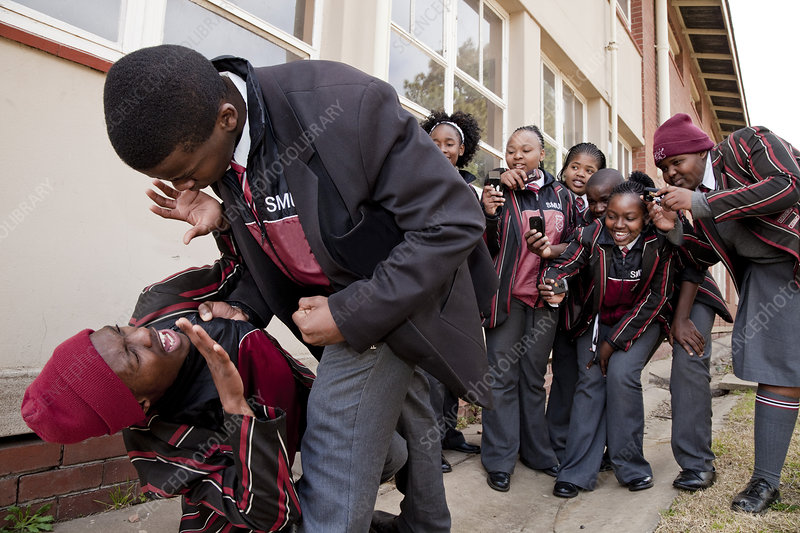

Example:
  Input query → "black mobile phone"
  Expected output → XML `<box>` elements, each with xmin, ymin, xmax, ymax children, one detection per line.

<box><xmin>551</xmin><ymin>279</ymin><xmax>568</xmax><ymax>294</ymax></box>
<box><xmin>529</xmin><ymin>215</ymin><xmax>544</xmax><ymax>234</ymax></box>
<box><xmin>644</xmin><ymin>187</ymin><xmax>662</xmax><ymax>203</ymax></box>
<box><xmin>486</xmin><ymin>170</ymin><xmax>502</xmax><ymax>191</ymax></box>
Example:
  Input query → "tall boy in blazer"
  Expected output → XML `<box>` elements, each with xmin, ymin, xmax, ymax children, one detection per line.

<box><xmin>103</xmin><ymin>45</ymin><xmax>496</xmax><ymax>532</ymax></box>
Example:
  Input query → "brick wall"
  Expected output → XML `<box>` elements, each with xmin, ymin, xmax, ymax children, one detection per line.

<box><xmin>0</xmin><ymin>433</ymin><xmax>139</xmax><ymax>522</ymax></box>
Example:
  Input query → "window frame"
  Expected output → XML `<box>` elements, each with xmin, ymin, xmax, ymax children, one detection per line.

<box><xmin>388</xmin><ymin>0</ymin><xmax>508</xmax><ymax>164</ymax></box>
<box><xmin>0</xmin><ymin>0</ymin><xmax>320</xmax><ymax>65</ymax></box>
<box><xmin>540</xmin><ymin>58</ymin><xmax>588</xmax><ymax>176</ymax></box>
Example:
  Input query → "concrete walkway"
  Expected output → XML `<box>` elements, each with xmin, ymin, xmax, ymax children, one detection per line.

<box><xmin>54</xmin><ymin>335</ymin><xmax>745</xmax><ymax>533</ymax></box>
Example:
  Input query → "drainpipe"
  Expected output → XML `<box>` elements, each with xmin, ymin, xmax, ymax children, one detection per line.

<box><xmin>656</xmin><ymin>0</ymin><xmax>670</xmax><ymax>124</ymax></box>
<box><xmin>608</xmin><ymin>1</ymin><xmax>618</xmax><ymax>168</ymax></box>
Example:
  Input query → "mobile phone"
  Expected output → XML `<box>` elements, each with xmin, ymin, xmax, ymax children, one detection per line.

<box><xmin>486</xmin><ymin>170</ymin><xmax>502</xmax><ymax>191</ymax></box>
<box><xmin>644</xmin><ymin>187</ymin><xmax>662</xmax><ymax>203</ymax></box>
<box><xmin>529</xmin><ymin>215</ymin><xmax>544</xmax><ymax>234</ymax></box>
<box><xmin>551</xmin><ymin>279</ymin><xmax>568</xmax><ymax>294</ymax></box>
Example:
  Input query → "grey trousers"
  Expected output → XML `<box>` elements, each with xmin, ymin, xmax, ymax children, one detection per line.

<box><xmin>481</xmin><ymin>300</ymin><xmax>559</xmax><ymax>473</ymax></box>
<box><xmin>546</xmin><ymin>331</ymin><xmax>578</xmax><ymax>464</ymax></box>
<box><xmin>424</xmin><ymin>371</ymin><xmax>468</xmax><ymax>448</ymax></box>
<box><xmin>297</xmin><ymin>343</ymin><xmax>449</xmax><ymax>533</ymax></box>
<box><xmin>557</xmin><ymin>322</ymin><xmax>661</xmax><ymax>489</ymax></box>
<box><xmin>669</xmin><ymin>302</ymin><xmax>716</xmax><ymax>472</ymax></box>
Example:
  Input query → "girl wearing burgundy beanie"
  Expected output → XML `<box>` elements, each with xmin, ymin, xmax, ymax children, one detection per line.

<box><xmin>654</xmin><ymin>113</ymin><xmax>800</xmax><ymax>514</ymax></box>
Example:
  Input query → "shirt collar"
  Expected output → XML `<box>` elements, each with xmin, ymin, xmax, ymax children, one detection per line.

<box><xmin>701</xmin><ymin>152</ymin><xmax>716</xmax><ymax>191</ymax></box>
<box><xmin>619</xmin><ymin>234</ymin><xmax>641</xmax><ymax>251</ymax></box>
<box><xmin>221</xmin><ymin>71</ymin><xmax>250</xmax><ymax>168</ymax></box>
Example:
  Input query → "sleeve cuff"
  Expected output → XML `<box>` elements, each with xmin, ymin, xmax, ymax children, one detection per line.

<box><xmin>691</xmin><ymin>191</ymin><xmax>713</xmax><ymax>219</ymax></box>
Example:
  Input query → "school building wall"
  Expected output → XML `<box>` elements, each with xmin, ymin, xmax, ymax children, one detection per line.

<box><xmin>0</xmin><ymin>0</ymin><xmax>742</xmax><ymax>519</ymax></box>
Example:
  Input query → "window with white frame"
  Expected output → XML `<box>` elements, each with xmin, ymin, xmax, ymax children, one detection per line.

<box><xmin>0</xmin><ymin>0</ymin><xmax>318</xmax><ymax>64</ymax></box>
<box><xmin>618</xmin><ymin>140</ymin><xmax>632</xmax><ymax>177</ymax></box>
<box><xmin>541</xmin><ymin>61</ymin><xmax>586</xmax><ymax>177</ymax></box>
<box><xmin>617</xmin><ymin>0</ymin><xmax>631</xmax><ymax>24</ymax></box>
<box><xmin>389</xmin><ymin>0</ymin><xmax>507</xmax><ymax>178</ymax></box>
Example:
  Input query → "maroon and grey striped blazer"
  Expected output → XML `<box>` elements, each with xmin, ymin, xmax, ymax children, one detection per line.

<box><xmin>542</xmin><ymin>220</ymin><xmax>674</xmax><ymax>351</ymax></box>
<box><xmin>691</xmin><ymin>126</ymin><xmax>800</xmax><ymax>289</ymax></box>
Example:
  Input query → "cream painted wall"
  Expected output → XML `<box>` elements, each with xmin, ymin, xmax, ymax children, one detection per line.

<box><xmin>615</xmin><ymin>17</ymin><xmax>644</xmax><ymax>145</ymax></box>
<box><xmin>516</xmin><ymin>0</ymin><xmax>643</xmax><ymax>144</ymax></box>
<box><xmin>0</xmin><ymin>39</ymin><xmax>220</xmax><ymax>370</ymax></box>
<box><xmin>508</xmin><ymin>11</ymin><xmax>542</xmax><ymax>128</ymax></box>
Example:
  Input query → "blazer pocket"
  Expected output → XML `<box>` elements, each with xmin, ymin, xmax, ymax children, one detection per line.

<box><xmin>328</xmin><ymin>202</ymin><xmax>403</xmax><ymax>278</ymax></box>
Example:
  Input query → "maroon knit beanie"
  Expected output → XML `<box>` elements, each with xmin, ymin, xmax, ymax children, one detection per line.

<box><xmin>21</xmin><ymin>329</ymin><xmax>145</xmax><ymax>444</ymax></box>
<box><xmin>653</xmin><ymin>113</ymin><xmax>714</xmax><ymax>164</ymax></box>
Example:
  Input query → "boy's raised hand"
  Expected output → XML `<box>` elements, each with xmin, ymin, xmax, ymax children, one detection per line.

<box><xmin>147</xmin><ymin>179</ymin><xmax>228</xmax><ymax>244</ymax></box>
<box><xmin>175</xmin><ymin>317</ymin><xmax>253</xmax><ymax>417</ymax></box>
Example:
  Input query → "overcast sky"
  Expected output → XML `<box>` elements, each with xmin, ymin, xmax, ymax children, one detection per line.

<box><xmin>727</xmin><ymin>0</ymin><xmax>800</xmax><ymax>144</ymax></box>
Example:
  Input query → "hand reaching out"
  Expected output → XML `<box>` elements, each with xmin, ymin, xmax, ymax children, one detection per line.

<box><xmin>147</xmin><ymin>179</ymin><xmax>228</xmax><ymax>244</ymax></box>
<box><xmin>175</xmin><ymin>318</ymin><xmax>253</xmax><ymax>416</ymax></box>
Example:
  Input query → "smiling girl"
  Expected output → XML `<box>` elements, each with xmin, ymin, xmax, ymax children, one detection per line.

<box><xmin>479</xmin><ymin>125</ymin><xmax>578</xmax><ymax>492</ymax></box>
<box><xmin>539</xmin><ymin>179</ymin><xmax>674</xmax><ymax>498</ymax></box>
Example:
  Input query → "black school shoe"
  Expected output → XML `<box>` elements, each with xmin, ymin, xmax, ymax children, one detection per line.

<box><xmin>553</xmin><ymin>481</ymin><xmax>580</xmax><ymax>498</ymax></box>
<box><xmin>441</xmin><ymin>454</ymin><xmax>452</xmax><ymax>474</ymax></box>
<box><xmin>369</xmin><ymin>510</ymin><xmax>400</xmax><ymax>533</ymax></box>
<box><xmin>673</xmin><ymin>469</ymin><xmax>716</xmax><ymax>491</ymax></box>
<box><xmin>731</xmin><ymin>478</ymin><xmax>780</xmax><ymax>514</ymax></box>
<box><xmin>625</xmin><ymin>476</ymin><xmax>654</xmax><ymax>491</ymax></box>
<box><xmin>487</xmin><ymin>471</ymin><xmax>511</xmax><ymax>492</ymax></box>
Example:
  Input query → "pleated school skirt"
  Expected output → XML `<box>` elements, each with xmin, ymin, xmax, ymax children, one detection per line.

<box><xmin>731</xmin><ymin>260</ymin><xmax>800</xmax><ymax>387</ymax></box>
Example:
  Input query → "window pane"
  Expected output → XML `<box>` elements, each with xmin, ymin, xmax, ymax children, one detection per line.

<box><xmin>457</xmin><ymin>0</ymin><xmax>480</xmax><ymax>80</ymax></box>
<box><xmin>482</xmin><ymin>4</ymin><xmax>502</xmax><ymax>94</ymax></box>
<box><xmin>465</xmin><ymin>148</ymin><xmax>501</xmax><ymax>184</ymax></box>
<box><xmin>164</xmin><ymin>0</ymin><xmax>303</xmax><ymax>66</ymax></box>
<box><xmin>543</xmin><ymin>139</ymin><xmax>558</xmax><ymax>177</ymax></box>
<box><xmin>227</xmin><ymin>0</ymin><xmax>313</xmax><ymax>43</ymax></box>
<box><xmin>392</xmin><ymin>0</ymin><xmax>411</xmax><ymax>31</ymax></box>
<box><xmin>414</xmin><ymin>0</ymin><xmax>444</xmax><ymax>54</ymax></box>
<box><xmin>617</xmin><ymin>0</ymin><xmax>630</xmax><ymax>19</ymax></box>
<box><xmin>563</xmin><ymin>84</ymin><xmax>584</xmax><ymax>148</ymax></box>
<box><xmin>15</xmin><ymin>0</ymin><xmax>122</xmax><ymax>42</ymax></box>
<box><xmin>389</xmin><ymin>31</ymin><xmax>445</xmax><ymax>110</ymax></box>
<box><xmin>542</xmin><ymin>65</ymin><xmax>556</xmax><ymax>139</ymax></box>
<box><xmin>454</xmin><ymin>77</ymin><xmax>502</xmax><ymax>149</ymax></box>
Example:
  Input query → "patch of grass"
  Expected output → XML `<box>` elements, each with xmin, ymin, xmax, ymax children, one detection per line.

<box><xmin>655</xmin><ymin>390</ymin><xmax>800</xmax><ymax>533</ymax></box>
<box><xmin>456</xmin><ymin>405</ymin><xmax>481</xmax><ymax>430</ymax></box>
<box><xmin>96</xmin><ymin>482</ymin><xmax>147</xmax><ymax>511</ymax></box>
<box><xmin>1</xmin><ymin>504</ymin><xmax>54</xmax><ymax>532</ymax></box>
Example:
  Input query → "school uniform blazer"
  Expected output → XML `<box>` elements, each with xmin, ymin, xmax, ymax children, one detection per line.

<box><xmin>687</xmin><ymin>126</ymin><xmax>800</xmax><ymax>289</ymax></box>
<box><xmin>483</xmin><ymin>171</ymin><xmax>577</xmax><ymax>328</ymax></box>
<box><xmin>208</xmin><ymin>57</ymin><xmax>495</xmax><ymax>407</ymax></box>
<box><xmin>542</xmin><ymin>221</ymin><xmax>675</xmax><ymax>350</ymax></box>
